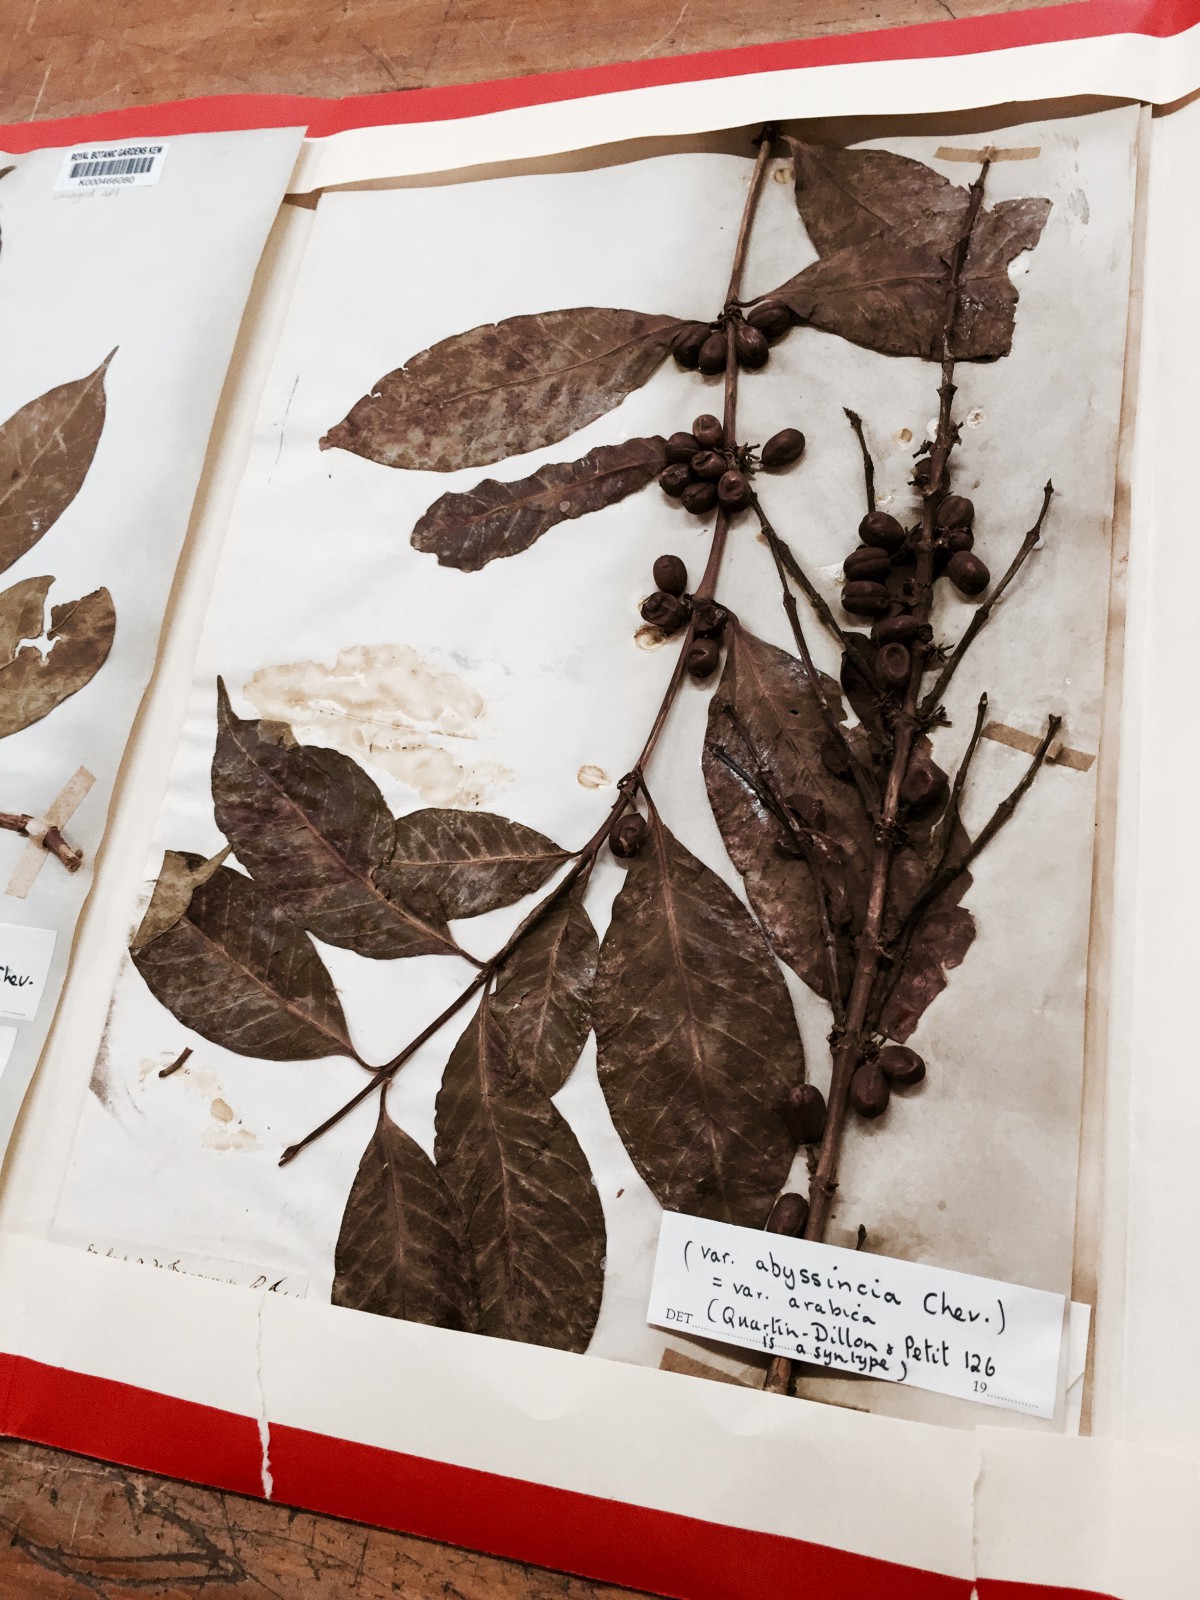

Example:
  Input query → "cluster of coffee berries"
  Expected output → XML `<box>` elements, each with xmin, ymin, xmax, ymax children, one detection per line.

<box><xmin>659</xmin><ymin>413</ymin><xmax>806</xmax><ymax>520</ymax></box>
<box><xmin>849</xmin><ymin>1044</ymin><xmax>926</xmax><ymax>1121</ymax></box>
<box><xmin>841</xmin><ymin>495</ymin><xmax>991</xmax><ymax>628</ymax></box>
<box><xmin>659</xmin><ymin>414</ymin><xmax>750</xmax><ymax>516</ymax></box>
<box><xmin>639</xmin><ymin>551</ymin><xmax>730</xmax><ymax>680</ymax></box>
<box><xmin>670</xmin><ymin>301</ymin><xmax>796</xmax><ymax>376</ymax></box>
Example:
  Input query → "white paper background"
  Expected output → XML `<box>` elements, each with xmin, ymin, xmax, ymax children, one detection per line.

<box><xmin>0</xmin><ymin>127</ymin><xmax>302</xmax><ymax>1155</ymax></box>
<box><xmin>53</xmin><ymin>108</ymin><xmax>1136</xmax><ymax>1431</ymax></box>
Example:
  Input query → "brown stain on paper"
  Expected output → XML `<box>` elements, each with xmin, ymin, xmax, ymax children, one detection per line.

<box><xmin>243</xmin><ymin>643</ymin><xmax>510</xmax><ymax>806</ymax></box>
<box><xmin>133</xmin><ymin>1052</ymin><xmax>261</xmax><ymax>1153</ymax></box>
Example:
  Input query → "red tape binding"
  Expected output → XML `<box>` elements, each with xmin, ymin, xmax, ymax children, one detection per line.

<box><xmin>0</xmin><ymin>0</ymin><xmax>1193</xmax><ymax>154</ymax></box>
<box><xmin>0</xmin><ymin>1351</ymin><xmax>1119</xmax><ymax>1600</ymax></box>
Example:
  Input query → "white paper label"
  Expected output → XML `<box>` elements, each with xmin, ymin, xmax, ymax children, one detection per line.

<box><xmin>0</xmin><ymin>923</ymin><xmax>56</xmax><ymax>1022</ymax></box>
<box><xmin>0</xmin><ymin>1026</ymin><xmax>15</xmax><ymax>1077</ymax></box>
<box><xmin>55</xmin><ymin>141</ymin><xmax>168</xmax><ymax>192</ymax></box>
<box><xmin>648</xmin><ymin>1212</ymin><xmax>1066</xmax><ymax>1418</ymax></box>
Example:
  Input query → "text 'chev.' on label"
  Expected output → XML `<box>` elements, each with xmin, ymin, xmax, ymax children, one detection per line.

<box><xmin>0</xmin><ymin>924</ymin><xmax>57</xmax><ymax>1023</ymax></box>
<box><xmin>647</xmin><ymin>1211</ymin><xmax>1067</xmax><ymax>1417</ymax></box>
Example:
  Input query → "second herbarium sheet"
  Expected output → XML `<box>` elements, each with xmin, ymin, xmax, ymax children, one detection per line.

<box><xmin>54</xmin><ymin>105</ymin><xmax>1138</xmax><ymax>1429</ymax></box>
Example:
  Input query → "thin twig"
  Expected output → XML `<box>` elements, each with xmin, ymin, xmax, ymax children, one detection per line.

<box><xmin>920</xmin><ymin>483</ymin><xmax>1054</xmax><ymax>718</ymax></box>
<box><xmin>934</xmin><ymin>692</ymin><xmax>989</xmax><ymax>877</ymax></box>
<box><xmin>0</xmin><ymin>811</ymin><xmax>83</xmax><ymax>872</ymax></box>
<box><xmin>159</xmin><ymin>1047</ymin><xmax>193</xmax><ymax>1080</ymax></box>
<box><xmin>751</xmin><ymin>502</ymin><xmax>853</xmax><ymax>655</ymax></box>
<box><xmin>753</xmin><ymin>490</ymin><xmax>878</xmax><ymax>816</ymax></box>
<box><xmin>844</xmin><ymin>408</ymin><xmax>876</xmax><ymax>513</ymax></box>
<box><xmin>899</xmin><ymin>713</ymin><xmax>1061</xmax><ymax>937</ymax></box>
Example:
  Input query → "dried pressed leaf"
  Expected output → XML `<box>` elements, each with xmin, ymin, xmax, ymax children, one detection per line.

<box><xmin>879</xmin><ymin>904</ymin><xmax>975</xmax><ymax>1041</ymax></box>
<box><xmin>212</xmin><ymin>682</ymin><xmax>458</xmax><ymax>960</ymax></box>
<box><xmin>0</xmin><ymin>356</ymin><xmax>113</xmax><ymax>575</ymax></box>
<box><xmin>490</xmin><ymin>882</ymin><xmax>597</xmax><ymax>1097</ymax></box>
<box><xmin>131</xmin><ymin>847</ymin><xmax>230</xmax><ymax>952</ymax></box>
<box><xmin>321</xmin><ymin>308</ymin><xmax>683</xmax><ymax>472</ymax></box>
<box><xmin>411</xmin><ymin>437</ymin><xmax>669</xmax><ymax>571</ymax></box>
<box><xmin>593</xmin><ymin>799</ymin><xmax>804</xmax><ymax>1227</ymax></box>
<box><xmin>386</xmin><ymin>808</ymin><xmax>569</xmax><ymax>922</ymax></box>
<box><xmin>333</xmin><ymin>1111</ymin><xmax>479</xmax><ymax>1332</ymax></box>
<box><xmin>767</xmin><ymin>141</ymin><xmax>1050</xmax><ymax>360</ymax></box>
<box><xmin>434</xmin><ymin>990</ymin><xmax>604</xmax><ymax>1352</ymax></box>
<box><xmin>0</xmin><ymin>577</ymin><xmax>115</xmax><ymax>738</ymax></box>
<box><xmin>132</xmin><ymin>858</ymin><xmax>355</xmax><ymax>1062</ymax></box>
<box><xmin>702</xmin><ymin>622</ymin><xmax>873</xmax><ymax>1004</ymax></box>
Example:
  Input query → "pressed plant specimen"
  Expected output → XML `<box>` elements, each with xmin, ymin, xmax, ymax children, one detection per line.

<box><xmin>130</xmin><ymin>126</ymin><xmax>1071</xmax><ymax>1392</ymax></box>
<box><xmin>0</xmin><ymin>170</ymin><xmax>118</xmax><ymax>875</ymax></box>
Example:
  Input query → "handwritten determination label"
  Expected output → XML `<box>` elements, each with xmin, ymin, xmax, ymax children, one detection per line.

<box><xmin>648</xmin><ymin>1213</ymin><xmax>1066</xmax><ymax>1418</ymax></box>
<box><xmin>55</xmin><ymin>142</ymin><xmax>169</xmax><ymax>192</ymax></box>
<box><xmin>0</xmin><ymin>924</ymin><xmax>55</xmax><ymax>1023</ymax></box>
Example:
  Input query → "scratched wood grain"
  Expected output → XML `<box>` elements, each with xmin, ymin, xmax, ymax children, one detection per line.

<box><xmin>0</xmin><ymin>1</ymin><xmax>1073</xmax><ymax>1594</ymax></box>
<box><xmin>3</xmin><ymin>0</ymin><xmax>1075</xmax><ymax>123</ymax></box>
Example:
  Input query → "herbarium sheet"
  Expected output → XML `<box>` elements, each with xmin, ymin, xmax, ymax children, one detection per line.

<box><xmin>52</xmin><ymin>105</ymin><xmax>1138</xmax><ymax>1430</ymax></box>
<box><xmin>0</xmin><ymin>128</ymin><xmax>302</xmax><ymax>1155</ymax></box>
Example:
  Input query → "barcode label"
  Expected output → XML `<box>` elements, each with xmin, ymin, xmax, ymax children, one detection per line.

<box><xmin>55</xmin><ymin>142</ymin><xmax>168</xmax><ymax>192</ymax></box>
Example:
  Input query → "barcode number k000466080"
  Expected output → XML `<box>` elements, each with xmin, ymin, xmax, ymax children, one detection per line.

<box><xmin>55</xmin><ymin>144</ymin><xmax>168</xmax><ymax>191</ymax></box>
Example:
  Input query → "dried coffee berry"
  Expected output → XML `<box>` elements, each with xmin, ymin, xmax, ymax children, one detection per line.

<box><xmin>878</xmin><ymin>1044</ymin><xmax>926</xmax><ymax>1087</ymax></box>
<box><xmin>858</xmin><ymin>510</ymin><xmax>906</xmax><ymax>554</ymax></box>
<box><xmin>735</xmin><ymin>322</ymin><xmax>769</xmax><ymax>370</ymax></box>
<box><xmin>717</xmin><ymin>469</ymin><xmax>749</xmax><ymax>510</ymax></box>
<box><xmin>666</xmin><ymin>431</ymin><xmax>701</xmax><ymax>464</ymax></box>
<box><xmin>780</xmin><ymin>1083</ymin><xmax>827</xmax><ymax>1145</ymax></box>
<box><xmin>784</xmin><ymin>792</ymin><xmax>826</xmax><ymax>831</ymax></box>
<box><xmin>653</xmin><ymin>553</ymin><xmax>688</xmax><ymax>595</ymax></box>
<box><xmin>767</xmin><ymin>1193</ymin><xmax>810</xmax><ymax>1237</ymax></box>
<box><xmin>872</xmin><ymin>613</ymin><xmax>922</xmax><ymax>645</ymax></box>
<box><xmin>936</xmin><ymin>494</ymin><xmax>975</xmax><ymax>530</ymax></box>
<box><xmin>746</xmin><ymin>300</ymin><xmax>793</xmax><ymax>343</ymax></box>
<box><xmin>876</xmin><ymin>642</ymin><xmax>911</xmax><ymax>691</ymax></box>
<box><xmin>671</xmin><ymin>323</ymin><xmax>709</xmax><ymax>370</ymax></box>
<box><xmin>681</xmin><ymin>481</ymin><xmax>718</xmax><ymax>516</ymax></box>
<box><xmin>844</xmin><ymin>546</ymin><xmax>891</xmax><ymax>583</ymax></box>
<box><xmin>692</xmin><ymin>413</ymin><xmax>724</xmax><ymax>449</ymax></box>
<box><xmin>947</xmin><ymin>550</ymin><xmax>990</xmax><ymax>596</ymax></box>
<box><xmin>946</xmin><ymin>527</ymin><xmax>975</xmax><ymax>554</ymax></box>
<box><xmin>691</xmin><ymin>449</ymin><xmax>727</xmax><ymax>482</ymax></box>
<box><xmin>610</xmin><ymin>813</ymin><xmax>648</xmax><ymax>860</ymax></box>
<box><xmin>685</xmin><ymin>636</ymin><xmax>721</xmax><ymax>678</ymax></box>
<box><xmin>640</xmin><ymin>591</ymin><xmax>689</xmax><ymax>634</ymax></box>
<box><xmin>760</xmin><ymin>428</ymin><xmax>806</xmax><ymax>473</ymax></box>
<box><xmin>901</xmin><ymin>756</ymin><xmax>949</xmax><ymax>814</ymax></box>
<box><xmin>698</xmin><ymin>330</ymin><xmax>728</xmax><ymax>375</ymax></box>
<box><xmin>691</xmin><ymin>598</ymin><xmax>728</xmax><ymax>638</ymax></box>
<box><xmin>842</xmin><ymin>580</ymin><xmax>890</xmax><ymax>618</ymax></box>
<box><xmin>820</xmin><ymin>735</ymin><xmax>853</xmax><ymax>781</ymax></box>
<box><xmin>849</xmin><ymin>1061</ymin><xmax>890</xmax><ymax>1120</ymax></box>
<box><xmin>659</xmin><ymin>464</ymin><xmax>692</xmax><ymax>499</ymax></box>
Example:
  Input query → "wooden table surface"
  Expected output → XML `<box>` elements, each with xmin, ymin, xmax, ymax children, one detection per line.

<box><xmin>0</xmin><ymin>0</ymin><xmax>1072</xmax><ymax>1594</ymax></box>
